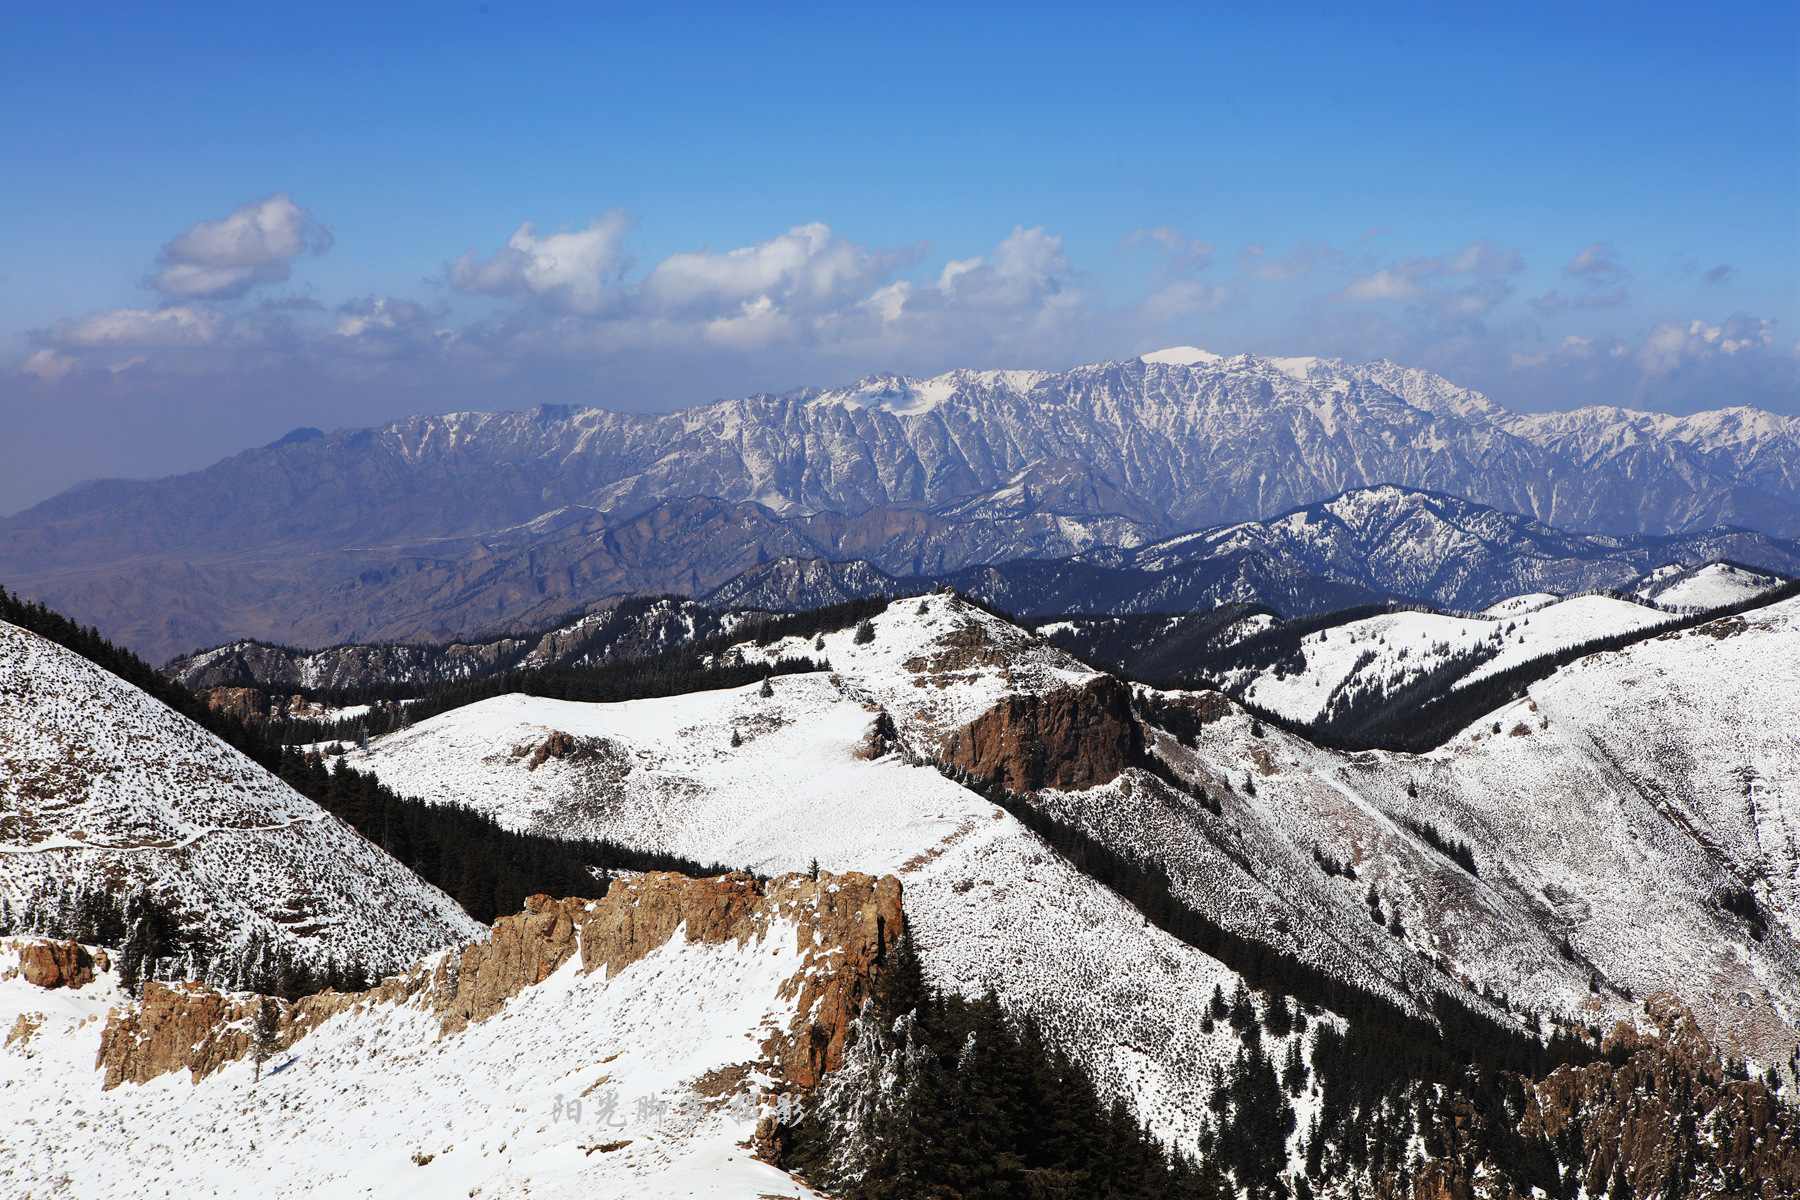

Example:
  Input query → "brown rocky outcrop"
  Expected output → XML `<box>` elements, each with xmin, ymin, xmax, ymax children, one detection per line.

<box><xmin>1406</xmin><ymin>993</ymin><xmax>1800</xmax><ymax>1200</ymax></box>
<box><xmin>21</xmin><ymin>940</ymin><xmax>95</xmax><ymax>989</ymax></box>
<box><xmin>198</xmin><ymin>685</ymin><xmax>271</xmax><ymax>721</ymax></box>
<box><xmin>96</xmin><ymin>870</ymin><xmax>903</xmax><ymax>1093</ymax></box>
<box><xmin>942</xmin><ymin>674</ymin><xmax>1141</xmax><ymax>793</ymax></box>
<box><xmin>439</xmin><ymin>871</ymin><xmax>902</xmax><ymax>1086</ymax></box>
<box><xmin>98</xmin><ymin>981</ymin><xmax>261</xmax><ymax>1089</ymax></box>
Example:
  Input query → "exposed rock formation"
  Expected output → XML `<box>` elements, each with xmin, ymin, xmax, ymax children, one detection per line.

<box><xmin>943</xmin><ymin>674</ymin><xmax>1141</xmax><ymax>793</ymax></box>
<box><xmin>96</xmin><ymin>967</ymin><xmax>442</xmax><ymax>1090</ymax></box>
<box><xmin>1411</xmin><ymin>994</ymin><xmax>1800</xmax><ymax>1200</ymax></box>
<box><xmin>96</xmin><ymin>870</ymin><xmax>903</xmax><ymax>1093</ymax></box>
<box><xmin>439</xmin><ymin>871</ymin><xmax>903</xmax><ymax>1086</ymax></box>
<box><xmin>20</xmin><ymin>940</ymin><xmax>95</xmax><ymax>990</ymax></box>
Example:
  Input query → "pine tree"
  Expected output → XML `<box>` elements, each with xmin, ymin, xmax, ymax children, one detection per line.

<box><xmin>759</xmin><ymin>677</ymin><xmax>774</xmax><ymax>698</ymax></box>
<box><xmin>252</xmin><ymin>996</ymin><xmax>280</xmax><ymax>1083</ymax></box>
<box><xmin>872</xmin><ymin>928</ymin><xmax>927</xmax><ymax>1022</ymax></box>
<box><xmin>854</xmin><ymin>619</ymin><xmax>875</xmax><ymax>645</ymax></box>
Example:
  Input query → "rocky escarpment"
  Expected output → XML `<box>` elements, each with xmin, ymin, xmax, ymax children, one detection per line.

<box><xmin>941</xmin><ymin>674</ymin><xmax>1142</xmax><ymax>793</ymax></box>
<box><xmin>439</xmin><ymin>870</ymin><xmax>902</xmax><ymax>1086</ymax></box>
<box><xmin>1411</xmin><ymin>995</ymin><xmax>1800</xmax><ymax>1200</ymax></box>
<box><xmin>96</xmin><ymin>870</ymin><xmax>903</xmax><ymax>1092</ymax></box>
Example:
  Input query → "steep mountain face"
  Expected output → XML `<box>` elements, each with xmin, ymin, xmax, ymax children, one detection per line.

<box><xmin>3</xmin><ymin>349</ymin><xmax>1795</xmax><ymax>662</ymax></box>
<box><xmin>0</xmin><ymin>620</ymin><xmax>483</xmax><ymax>979</ymax></box>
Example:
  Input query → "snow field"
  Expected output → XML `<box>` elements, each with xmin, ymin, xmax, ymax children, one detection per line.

<box><xmin>0</xmin><ymin>926</ymin><xmax>830</xmax><ymax>1198</ymax></box>
<box><xmin>362</xmin><ymin>596</ymin><xmax>1306</xmax><ymax>1148</ymax></box>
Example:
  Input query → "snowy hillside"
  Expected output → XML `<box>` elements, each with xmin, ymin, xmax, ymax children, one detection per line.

<box><xmin>358</xmin><ymin>591</ymin><xmax>1800</xmax><ymax>1085</ymax></box>
<box><xmin>0</xmin><ymin>620</ymin><xmax>482</xmax><ymax>977</ymax></box>
<box><xmin>357</xmin><ymin>601</ymin><xmax>1272</xmax><ymax>1145</ymax></box>
<box><xmin>1050</xmin><ymin>597</ymin><xmax>1800</xmax><ymax>1075</ymax></box>
<box><xmin>1226</xmin><ymin>594</ymin><xmax>1676</xmax><ymax>725</ymax></box>
<box><xmin>0</xmin><ymin>873</ymin><xmax>865</xmax><ymax>1199</ymax></box>
<box><xmin>1633</xmin><ymin>560</ymin><xmax>1788</xmax><ymax>610</ymax></box>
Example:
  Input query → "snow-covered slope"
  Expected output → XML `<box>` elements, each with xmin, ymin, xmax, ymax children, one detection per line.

<box><xmin>357</xmin><ymin>602</ymin><xmax>1273</xmax><ymax>1144</ymax></box>
<box><xmin>0</xmin><ymin>890</ymin><xmax>841</xmax><ymax>1199</ymax></box>
<box><xmin>1051</xmin><ymin>598</ymin><xmax>1800</xmax><ymax>1074</ymax></box>
<box><xmin>0</xmin><ymin>620</ymin><xmax>482</xmax><ymax>976</ymax></box>
<box><xmin>1633</xmin><ymin>560</ymin><xmax>1788</xmax><ymax>611</ymax></box>
<box><xmin>358</xmin><ymin>592</ymin><xmax>1800</xmax><ymax>1084</ymax></box>
<box><xmin>1226</xmin><ymin>594</ymin><xmax>1676</xmax><ymax>725</ymax></box>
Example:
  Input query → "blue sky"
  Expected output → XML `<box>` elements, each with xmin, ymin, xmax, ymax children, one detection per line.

<box><xmin>1</xmin><ymin>0</ymin><xmax>1794</xmax><ymax>513</ymax></box>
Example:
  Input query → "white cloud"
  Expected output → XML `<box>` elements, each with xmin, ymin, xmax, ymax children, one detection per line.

<box><xmin>931</xmin><ymin>225</ymin><xmax>1074</xmax><ymax>312</ymax></box>
<box><xmin>1564</xmin><ymin>241</ymin><xmax>1627</xmax><ymax>279</ymax></box>
<box><xmin>1635</xmin><ymin>316</ymin><xmax>1773</xmax><ymax>376</ymax></box>
<box><xmin>20</xmin><ymin>348</ymin><xmax>77</xmax><ymax>382</ymax></box>
<box><xmin>447</xmin><ymin>210</ymin><xmax>636</xmax><ymax>315</ymax></box>
<box><xmin>145</xmin><ymin>193</ymin><xmax>332</xmax><ymax>299</ymax></box>
<box><xmin>637</xmin><ymin>222</ymin><xmax>913</xmax><ymax>320</ymax></box>
<box><xmin>40</xmin><ymin>306</ymin><xmax>239</xmax><ymax>348</ymax></box>
<box><xmin>1338</xmin><ymin>268</ymin><xmax>1429</xmax><ymax>302</ymax></box>
<box><xmin>1334</xmin><ymin>238</ymin><xmax>1522</xmax><ymax>314</ymax></box>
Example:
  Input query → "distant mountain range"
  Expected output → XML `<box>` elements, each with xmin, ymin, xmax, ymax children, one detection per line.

<box><xmin>4</xmin><ymin>347</ymin><xmax>1795</xmax><ymax>663</ymax></box>
<box><xmin>708</xmin><ymin>486</ymin><xmax>1800</xmax><ymax>617</ymax></box>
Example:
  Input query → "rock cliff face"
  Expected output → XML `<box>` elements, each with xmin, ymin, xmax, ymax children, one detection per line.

<box><xmin>942</xmin><ymin>674</ymin><xmax>1141</xmax><ymax>793</ymax></box>
<box><xmin>19</xmin><ymin>940</ymin><xmax>97</xmax><ymax>990</ymax></box>
<box><xmin>1412</xmin><ymin>996</ymin><xmax>1800</xmax><ymax>1200</ymax></box>
<box><xmin>95</xmin><ymin>870</ymin><xmax>903</xmax><ymax>1093</ymax></box>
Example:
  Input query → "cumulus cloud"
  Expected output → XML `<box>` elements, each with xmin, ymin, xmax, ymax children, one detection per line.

<box><xmin>447</xmin><ymin>210</ymin><xmax>636</xmax><ymax>315</ymax></box>
<box><xmin>638</xmin><ymin>222</ymin><xmax>917</xmax><ymax>321</ymax></box>
<box><xmin>1633</xmin><ymin>316</ymin><xmax>1774</xmax><ymax>375</ymax></box>
<box><xmin>1357</xmin><ymin>226</ymin><xmax>1393</xmax><ymax>245</ymax></box>
<box><xmin>144</xmin><ymin>193</ymin><xmax>332</xmax><ymax>299</ymax></box>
